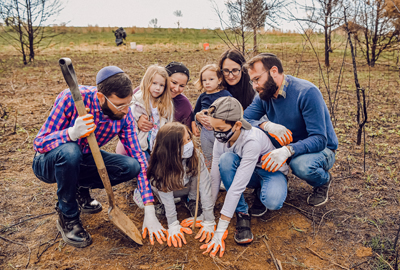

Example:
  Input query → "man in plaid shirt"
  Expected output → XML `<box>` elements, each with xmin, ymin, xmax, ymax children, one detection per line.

<box><xmin>32</xmin><ymin>66</ymin><xmax>166</xmax><ymax>248</ymax></box>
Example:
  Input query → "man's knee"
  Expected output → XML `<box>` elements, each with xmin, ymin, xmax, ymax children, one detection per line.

<box><xmin>122</xmin><ymin>156</ymin><xmax>141</xmax><ymax>179</ymax></box>
<box><xmin>56</xmin><ymin>143</ymin><xmax>83</xmax><ymax>165</ymax></box>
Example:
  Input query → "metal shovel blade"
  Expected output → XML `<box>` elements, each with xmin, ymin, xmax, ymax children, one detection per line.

<box><xmin>109</xmin><ymin>207</ymin><xmax>142</xmax><ymax>244</ymax></box>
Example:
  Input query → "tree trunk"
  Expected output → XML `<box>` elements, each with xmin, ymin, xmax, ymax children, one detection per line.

<box><xmin>324</xmin><ymin>26</ymin><xmax>329</xmax><ymax>67</ymax></box>
<box><xmin>253</xmin><ymin>27</ymin><xmax>257</xmax><ymax>53</ymax></box>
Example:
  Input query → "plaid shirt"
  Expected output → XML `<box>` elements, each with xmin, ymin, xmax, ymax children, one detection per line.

<box><xmin>33</xmin><ymin>85</ymin><xmax>154</xmax><ymax>204</ymax></box>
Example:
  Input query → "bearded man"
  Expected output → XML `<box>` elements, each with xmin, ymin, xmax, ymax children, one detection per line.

<box><xmin>32</xmin><ymin>66</ymin><xmax>164</xmax><ymax>248</ymax></box>
<box><xmin>243</xmin><ymin>53</ymin><xmax>338</xmax><ymax>210</ymax></box>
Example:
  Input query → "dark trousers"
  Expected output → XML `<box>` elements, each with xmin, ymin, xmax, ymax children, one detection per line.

<box><xmin>32</xmin><ymin>142</ymin><xmax>140</xmax><ymax>217</ymax></box>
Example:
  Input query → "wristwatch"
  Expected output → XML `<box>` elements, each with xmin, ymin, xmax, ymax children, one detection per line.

<box><xmin>287</xmin><ymin>145</ymin><xmax>295</xmax><ymax>156</ymax></box>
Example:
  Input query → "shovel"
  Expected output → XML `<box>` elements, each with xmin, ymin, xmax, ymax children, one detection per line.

<box><xmin>58</xmin><ymin>58</ymin><xmax>143</xmax><ymax>245</ymax></box>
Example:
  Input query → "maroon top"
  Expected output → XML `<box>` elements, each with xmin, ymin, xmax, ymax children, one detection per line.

<box><xmin>133</xmin><ymin>86</ymin><xmax>193</xmax><ymax>130</ymax></box>
<box><xmin>173</xmin><ymin>94</ymin><xmax>193</xmax><ymax>129</ymax></box>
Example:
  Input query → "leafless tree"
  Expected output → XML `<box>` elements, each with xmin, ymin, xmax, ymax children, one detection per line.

<box><xmin>148</xmin><ymin>18</ymin><xmax>158</xmax><ymax>28</ymax></box>
<box><xmin>285</xmin><ymin>5</ymin><xmax>346</xmax><ymax>127</ymax></box>
<box><xmin>211</xmin><ymin>0</ymin><xmax>283</xmax><ymax>55</ymax></box>
<box><xmin>355</xmin><ymin>0</ymin><xmax>400</xmax><ymax>67</ymax></box>
<box><xmin>173</xmin><ymin>10</ymin><xmax>183</xmax><ymax>29</ymax></box>
<box><xmin>0</xmin><ymin>0</ymin><xmax>63</xmax><ymax>65</ymax></box>
<box><xmin>292</xmin><ymin>0</ymin><xmax>343</xmax><ymax>67</ymax></box>
<box><xmin>244</xmin><ymin>0</ymin><xmax>284</xmax><ymax>53</ymax></box>
<box><xmin>343</xmin><ymin>8</ymin><xmax>367</xmax><ymax>149</ymax></box>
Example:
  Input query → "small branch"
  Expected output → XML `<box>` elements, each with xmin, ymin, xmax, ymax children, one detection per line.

<box><xmin>262</xmin><ymin>236</ymin><xmax>281</xmax><ymax>270</ymax></box>
<box><xmin>0</xmin><ymin>235</ymin><xmax>31</xmax><ymax>268</ymax></box>
<box><xmin>375</xmin><ymin>253</ymin><xmax>394</xmax><ymax>270</ymax></box>
<box><xmin>283</xmin><ymin>202</ymin><xmax>322</xmax><ymax>220</ymax></box>
<box><xmin>235</xmin><ymin>246</ymin><xmax>249</xmax><ymax>262</ymax></box>
<box><xmin>316</xmin><ymin>209</ymin><xmax>336</xmax><ymax>235</ymax></box>
<box><xmin>1</xmin><ymin>212</ymin><xmax>55</xmax><ymax>233</ymax></box>
<box><xmin>306</xmin><ymin>247</ymin><xmax>349</xmax><ymax>270</ymax></box>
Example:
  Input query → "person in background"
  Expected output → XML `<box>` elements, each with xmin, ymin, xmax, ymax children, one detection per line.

<box><xmin>244</xmin><ymin>53</ymin><xmax>338</xmax><ymax>208</ymax></box>
<box><xmin>191</xmin><ymin>64</ymin><xmax>232</xmax><ymax>169</ymax></box>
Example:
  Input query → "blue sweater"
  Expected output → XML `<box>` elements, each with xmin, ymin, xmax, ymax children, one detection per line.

<box><xmin>193</xmin><ymin>89</ymin><xmax>232</xmax><ymax>121</ymax></box>
<box><xmin>243</xmin><ymin>75</ymin><xmax>338</xmax><ymax>158</ymax></box>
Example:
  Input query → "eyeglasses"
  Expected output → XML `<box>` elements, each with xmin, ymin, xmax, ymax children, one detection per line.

<box><xmin>249</xmin><ymin>70</ymin><xmax>268</xmax><ymax>86</ymax></box>
<box><xmin>104</xmin><ymin>95</ymin><xmax>134</xmax><ymax>111</ymax></box>
<box><xmin>222</xmin><ymin>68</ymin><xmax>241</xmax><ymax>77</ymax></box>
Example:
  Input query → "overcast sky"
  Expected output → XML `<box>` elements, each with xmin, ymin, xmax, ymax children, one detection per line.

<box><xmin>49</xmin><ymin>0</ymin><xmax>310</xmax><ymax>31</ymax></box>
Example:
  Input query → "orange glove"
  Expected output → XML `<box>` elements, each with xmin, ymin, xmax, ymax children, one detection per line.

<box><xmin>195</xmin><ymin>220</ymin><xmax>216</xmax><ymax>243</ymax></box>
<box><xmin>263</xmin><ymin>121</ymin><xmax>292</xmax><ymax>146</ymax></box>
<box><xmin>261</xmin><ymin>146</ymin><xmax>292</xmax><ymax>172</ymax></box>
<box><xmin>180</xmin><ymin>214</ymin><xmax>203</xmax><ymax>228</ymax></box>
<box><xmin>200</xmin><ymin>218</ymin><xmax>229</xmax><ymax>257</ymax></box>
<box><xmin>166</xmin><ymin>221</ymin><xmax>192</xmax><ymax>248</ymax></box>
<box><xmin>142</xmin><ymin>205</ymin><xmax>167</xmax><ymax>245</ymax></box>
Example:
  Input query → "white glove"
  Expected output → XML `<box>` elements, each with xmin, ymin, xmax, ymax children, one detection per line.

<box><xmin>166</xmin><ymin>220</ymin><xmax>192</xmax><ymax>248</ymax></box>
<box><xmin>200</xmin><ymin>218</ymin><xmax>229</xmax><ymax>257</ymax></box>
<box><xmin>261</xmin><ymin>146</ymin><xmax>292</xmax><ymax>172</ymax></box>
<box><xmin>180</xmin><ymin>214</ymin><xmax>204</xmax><ymax>228</ymax></box>
<box><xmin>142</xmin><ymin>205</ymin><xmax>167</xmax><ymax>245</ymax></box>
<box><xmin>195</xmin><ymin>220</ymin><xmax>216</xmax><ymax>243</ymax></box>
<box><xmin>68</xmin><ymin>114</ymin><xmax>95</xmax><ymax>141</ymax></box>
<box><xmin>263</xmin><ymin>121</ymin><xmax>293</xmax><ymax>146</ymax></box>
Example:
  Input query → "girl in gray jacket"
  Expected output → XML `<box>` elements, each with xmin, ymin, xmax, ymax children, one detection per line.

<box><xmin>147</xmin><ymin>122</ymin><xmax>215</xmax><ymax>248</ymax></box>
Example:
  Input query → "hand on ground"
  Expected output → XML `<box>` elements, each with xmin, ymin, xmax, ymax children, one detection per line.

<box><xmin>142</xmin><ymin>205</ymin><xmax>167</xmax><ymax>245</ymax></box>
<box><xmin>167</xmin><ymin>220</ymin><xmax>192</xmax><ymax>248</ymax></box>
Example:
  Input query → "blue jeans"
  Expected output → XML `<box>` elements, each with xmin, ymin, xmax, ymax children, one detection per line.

<box><xmin>32</xmin><ymin>142</ymin><xmax>141</xmax><ymax>218</ymax></box>
<box><xmin>219</xmin><ymin>152</ymin><xmax>287</xmax><ymax>215</ymax></box>
<box><xmin>289</xmin><ymin>148</ymin><xmax>336</xmax><ymax>187</ymax></box>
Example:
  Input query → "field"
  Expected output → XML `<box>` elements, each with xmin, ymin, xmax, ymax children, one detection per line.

<box><xmin>1</xmin><ymin>27</ymin><xmax>400</xmax><ymax>269</ymax></box>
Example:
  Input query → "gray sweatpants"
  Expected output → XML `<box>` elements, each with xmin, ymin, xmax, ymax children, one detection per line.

<box><xmin>200</xmin><ymin>127</ymin><xmax>215</xmax><ymax>170</ymax></box>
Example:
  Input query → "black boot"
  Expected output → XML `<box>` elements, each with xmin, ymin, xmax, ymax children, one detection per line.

<box><xmin>55</xmin><ymin>203</ymin><xmax>92</xmax><ymax>248</ymax></box>
<box><xmin>249</xmin><ymin>188</ymin><xmax>267</xmax><ymax>217</ymax></box>
<box><xmin>234</xmin><ymin>212</ymin><xmax>253</xmax><ymax>244</ymax></box>
<box><xmin>76</xmin><ymin>187</ymin><xmax>102</xmax><ymax>214</ymax></box>
<box><xmin>184</xmin><ymin>199</ymin><xmax>203</xmax><ymax>217</ymax></box>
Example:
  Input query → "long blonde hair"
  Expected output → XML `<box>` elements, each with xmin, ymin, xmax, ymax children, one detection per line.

<box><xmin>194</xmin><ymin>63</ymin><xmax>224</xmax><ymax>91</ymax></box>
<box><xmin>139</xmin><ymin>65</ymin><xmax>174</xmax><ymax>119</ymax></box>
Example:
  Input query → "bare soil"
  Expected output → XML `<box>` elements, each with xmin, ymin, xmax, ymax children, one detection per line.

<box><xmin>1</xmin><ymin>45</ymin><xmax>399</xmax><ymax>269</ymax></box>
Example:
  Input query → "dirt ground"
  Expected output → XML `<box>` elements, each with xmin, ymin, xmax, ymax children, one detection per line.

<box><xmin>1</xmin><ymin>44</ymin><xmax>399</xmax><ymax>270</ymax></box>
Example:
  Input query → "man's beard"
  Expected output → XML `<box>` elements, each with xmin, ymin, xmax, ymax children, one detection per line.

<box><xmin>258</xmin><ymin>72</ymin><xmax>279</xmax><ymax>101</ymax></box>
<box><xmin>101</xmin><ymin>101</ymin><xmax>125</xmax><ymax>120</ymax></box>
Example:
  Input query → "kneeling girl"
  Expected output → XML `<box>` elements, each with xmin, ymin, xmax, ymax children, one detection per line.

<box><xmin>145</xmin><ymin>122</ymin><xmax>215</xmax><ymax>247</ymax></box>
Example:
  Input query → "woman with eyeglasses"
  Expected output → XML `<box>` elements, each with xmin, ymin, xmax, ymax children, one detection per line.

<box><xmin>195</xmin><ymin>49</ymin><xmax>255</xmax><ymax>129</ymax></box>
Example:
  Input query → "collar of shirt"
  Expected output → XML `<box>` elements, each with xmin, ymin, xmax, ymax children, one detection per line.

<box><xmin>275</xmin><ymin>75</ymin><xmax>288</xmax><ymax>99</ymax></box>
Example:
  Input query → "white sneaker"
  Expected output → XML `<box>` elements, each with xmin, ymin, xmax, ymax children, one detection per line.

<box><xmin>220</xmin><ymin>181</ymin><xmax>226</xmax><ymax>191</ymax></box>
<box><xmin>133</xmin><ymin>188</ymin><xmax>144</xmax><ymax>209</ymax></box>
<box><xmin>174</xmin><ymin>197</ymin><xmax>181</xmax><ymax>204</ymax></box>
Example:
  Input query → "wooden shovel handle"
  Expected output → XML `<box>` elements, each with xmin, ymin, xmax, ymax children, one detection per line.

<box><xmin>59</xmin><ymin>58</ymin><xmax>115</xmax><ymax>208</ymax></box>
